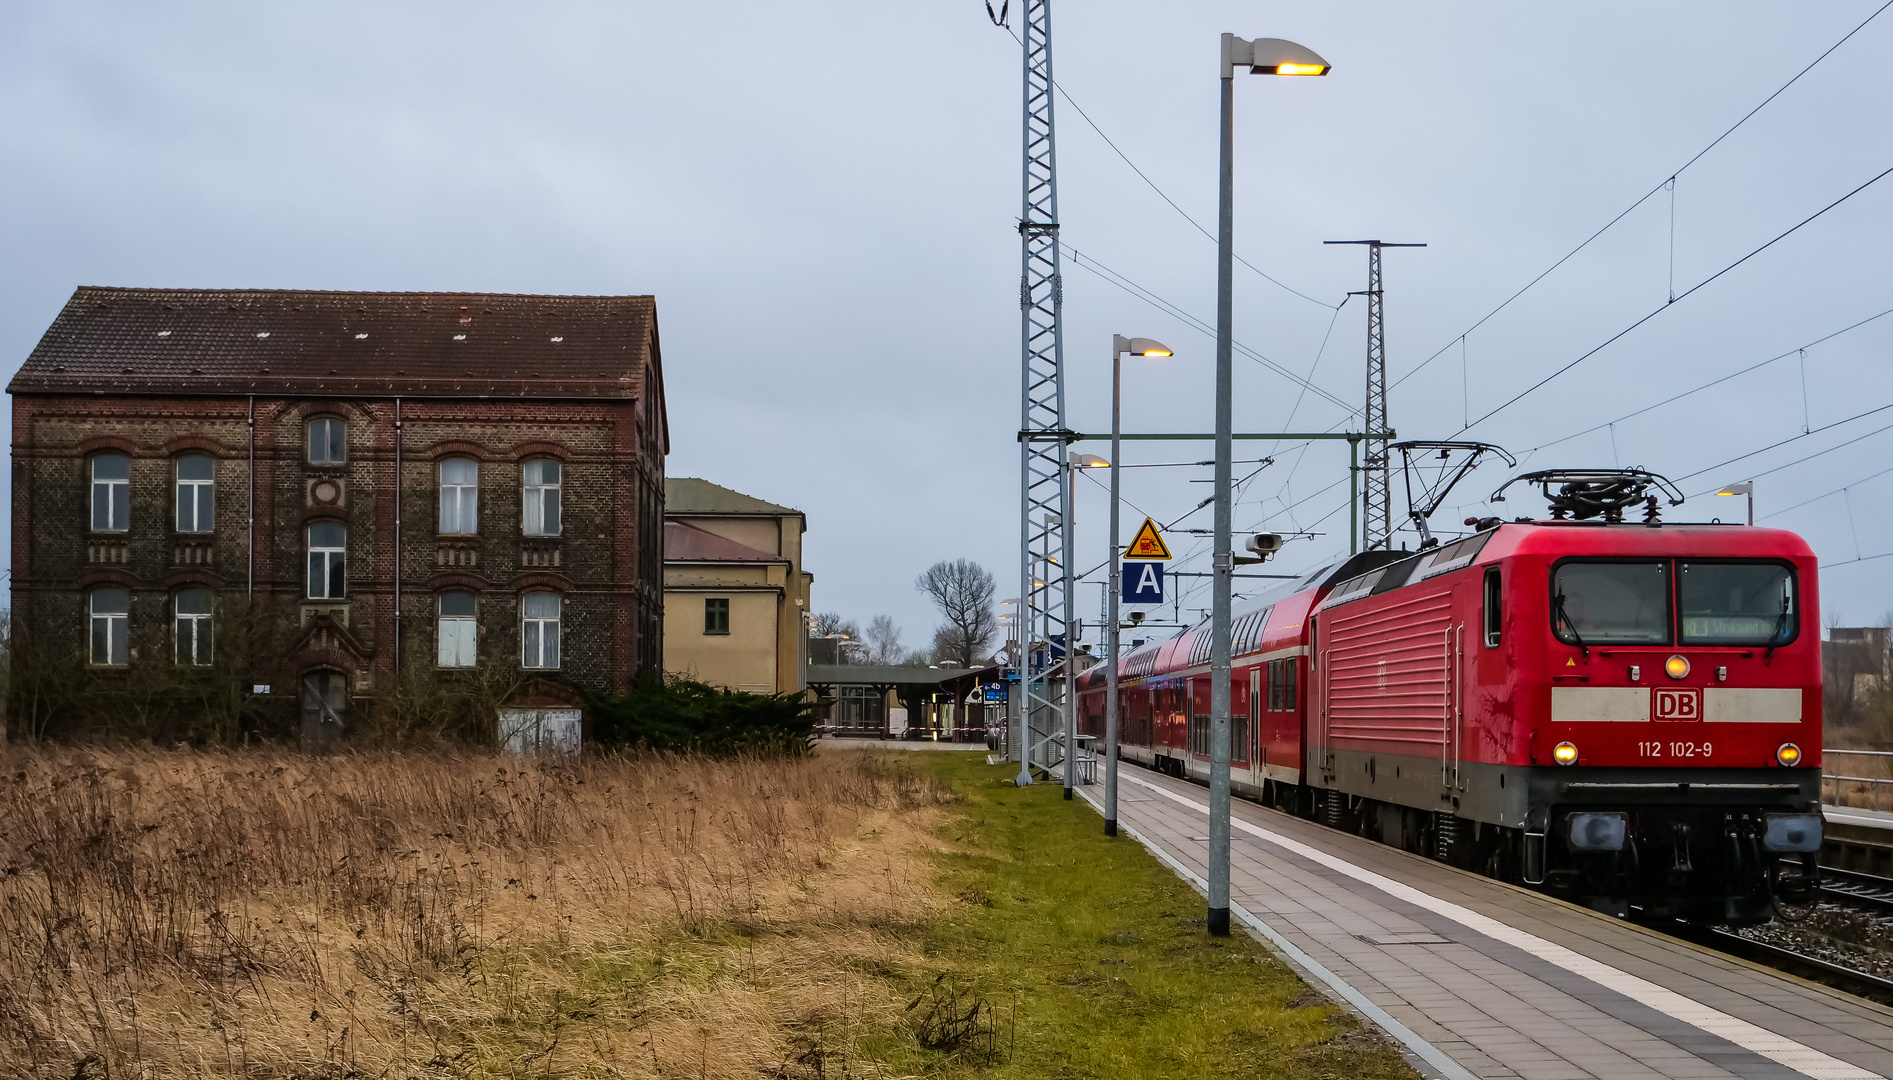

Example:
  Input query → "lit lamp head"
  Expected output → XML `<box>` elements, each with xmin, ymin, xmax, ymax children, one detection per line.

<box><xmin>1113</xmin><ymin>335</ymin><xmax>1174</xmax><ymax>357</ymax></box>
<box><xmin>1222</xmin><ymin>35</ymin><xmax>1331</xmax><ymax>78</ymax></box>
<box><xmin>1069</xmin><ymin>453</ymin><xmax>1110</xmax><ymax>469</ymax></box>
<box><xmin>1716</xmin><ymin>482</ymin><xmax>1753</xmax><ymax>498</ymax></box>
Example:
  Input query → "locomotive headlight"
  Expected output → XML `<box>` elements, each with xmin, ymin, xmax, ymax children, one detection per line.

<box><xmin>1553</xmin><ymin>741</ymin><xmax>1579</xmax><ymax>766</ymax></box>
<box><xmin>1777</xmin><ymin>743</ymin><xmax>1802</xmax><ymax>767</ymax></box>
<box><xmin>1664</xmin><ymin>655</ymin><xmax>1690</xmax><ymax>680</ymax></box>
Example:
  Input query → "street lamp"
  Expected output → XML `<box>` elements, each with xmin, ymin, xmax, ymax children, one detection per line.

<box><xmin>1061</xmin><ymin>451</ymin><xmax>1112</xmax><ymax>801</ymax></box>
<box><xmin>1206</xmin><ymin>33</ymin><xmax>1331</xmax><ymax>939</ymax></box>
<box><xmin>1104</xmin><ymin>335</ymin><xmax>1173</xmax><ymax>837</ymax></box>
<box><xmin>1717</xmin><ymin>481</ymin><xmax>1754</xmax><ymax>526</ymax></box>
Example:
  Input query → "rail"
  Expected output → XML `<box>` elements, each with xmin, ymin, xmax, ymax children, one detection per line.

<box><xmin>1821</xmin><ymin>749</ymin><xmax>1893</xmax><ymax>812</ymax></box>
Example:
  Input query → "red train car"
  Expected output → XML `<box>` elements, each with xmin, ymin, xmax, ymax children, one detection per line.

<box><xmin>1079</xmin><ymin>499</ymin><xmax>1824</xmax><ymax>924</ymax></box>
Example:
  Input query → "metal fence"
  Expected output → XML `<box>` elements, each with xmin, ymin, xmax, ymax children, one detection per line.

<box><xmin>1823</xmin><ymin>748</ymin><xmax>1893</xmax><ymax>811</ymax></box>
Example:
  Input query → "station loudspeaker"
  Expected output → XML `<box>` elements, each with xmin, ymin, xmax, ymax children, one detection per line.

<box><xmin>1244</xmin><ymin>533</ymin><xmax>1285</xmax><ymax>558</ymax></box>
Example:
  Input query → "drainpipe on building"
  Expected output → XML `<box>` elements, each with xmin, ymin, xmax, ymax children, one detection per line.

<box><xmin>393</xmin><ymin>397</ymin><xmax>402</xmax><ymax>678</ymax></box>
<box><xmin>246</xmin><ymin>395</ymin><xmax>254</xmax><ymax>598</ymax></box>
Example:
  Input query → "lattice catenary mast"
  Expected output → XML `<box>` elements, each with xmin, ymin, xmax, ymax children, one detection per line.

<box><xmin>1014</xmin><ymin>0</ymin><xmax>1071</xmax><ymax>784</ymax></box>
<box><xmin>1325</xmin><ymin>239</ymin><xmax>1424</xmax><ymax>551</ymax></box>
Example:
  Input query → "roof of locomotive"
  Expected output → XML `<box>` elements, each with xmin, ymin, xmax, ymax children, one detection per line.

<box><xmin>1315</xmin><ymin>520</ymin><xmax>1816</xmax><ymax>616</ymax></box>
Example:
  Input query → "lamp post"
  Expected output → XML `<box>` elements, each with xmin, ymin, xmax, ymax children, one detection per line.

<box><xmin>1208</xmin><ymin>34</ymin><xmax>1330</xmax><ymax>938</ymax></box>
<box><xmin>1717</xmin><ymin>481</ymin><xmax>1754</xmax><ymax>525</ymax></box>
<box><xmin>1063</xmin><ymin>451</ymin><xmax>1110</xmax><ymax>800</ymax></box>
<box><xmin>1104</xmin><ymin>335</ymin><xmax>1173</xmax><ymax>836</ymax></box>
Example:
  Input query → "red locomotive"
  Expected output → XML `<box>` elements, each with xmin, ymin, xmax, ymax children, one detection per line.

<box><xmin>1076</xmin><ymin>469</ymin><xmax>1824</xmax><ymax>924</ymax></box>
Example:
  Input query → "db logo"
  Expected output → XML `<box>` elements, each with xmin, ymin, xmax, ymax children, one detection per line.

<box><xmin>1654</xmin><ymin>688</ymin><xmax>1701</xmax><ymax>721</ymax></box>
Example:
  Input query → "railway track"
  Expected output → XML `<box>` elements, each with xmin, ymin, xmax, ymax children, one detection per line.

<box><xmin>1819</xmin><ymin>866</ymin><xmax>1893</xmax><ymax>914</ymax></box>
<box><xmin>1683</xmin><ymin>927</ymin><xmax>1893</xmax><ymax>1007</ymax></box>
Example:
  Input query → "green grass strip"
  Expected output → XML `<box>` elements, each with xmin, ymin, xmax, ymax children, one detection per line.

<box><xmin>878</xmin><ymin>752</ymin><xmax>1419</xmax><ymax>1079</ymax></box>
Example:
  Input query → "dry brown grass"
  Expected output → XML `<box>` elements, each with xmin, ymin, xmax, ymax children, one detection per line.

<box><xmin>0</xmin><ymin>745</ymin><xmax>954</xmax><ymax>1079</ymax></box>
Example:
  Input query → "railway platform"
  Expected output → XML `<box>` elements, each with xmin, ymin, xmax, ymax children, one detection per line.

<box><xmin>1072</xmin><ymin>763</ymin><xmax>1893</xmax><ymax>1080</ymax></box>
<box><xmin>1824</xmin><ymin>803</ymin><xmax>1893</xmax><ymax>876</ymax></box>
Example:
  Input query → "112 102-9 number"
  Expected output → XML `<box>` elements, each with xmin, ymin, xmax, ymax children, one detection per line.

<box><xmin>1639</xmin><ymin>741</ymin><xmax>1711</xmax><ymax>758</ymax></box>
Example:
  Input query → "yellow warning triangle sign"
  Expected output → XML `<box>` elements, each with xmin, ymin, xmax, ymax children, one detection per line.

<box><xmin>1125</xmin><ymin>517</ymin><xmax>1173</xmax><ymax>560</ymax></box>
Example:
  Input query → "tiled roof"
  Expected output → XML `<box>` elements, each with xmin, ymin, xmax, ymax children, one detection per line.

<box><xmin>664</xmin><ymin>521</ymin><xmax>783</xmax><ymax>563</ymax></box>
<box><xmin>9</xmin><ymin>287</ymin><xmax>656</xmax><ymax>399</ymax></box>
<box><xmin>666</xmin><ymin>477</ymin><xmax>800</xmax><ymax>516</ymax></box>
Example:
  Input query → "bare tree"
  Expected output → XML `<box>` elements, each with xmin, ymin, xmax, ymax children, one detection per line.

<box><xmin>916</xmin><ymin>559</ymin><xmax>997</xmax><ymax>667</ymax></box>
<box><xmin>811</xmin><ymin>611</ymin><xmax>858</xmax><ymax>639</ymax></box>
<box><xmin>862</xmin><ymin>615</ymin><xmax>907</xmax><ymax>665</ymax></box>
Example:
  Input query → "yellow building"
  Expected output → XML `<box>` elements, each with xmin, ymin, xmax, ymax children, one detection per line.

<box><xmin>663</xmin><ymin>479</ymin><xmax>812</xmax><ymax>694</ymax></box>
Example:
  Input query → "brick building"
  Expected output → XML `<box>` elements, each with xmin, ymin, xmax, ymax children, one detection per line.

<box><xmin>8</xmin><ymin>287</ymin><xmax>667</xmax><ymax>745</ymax></box>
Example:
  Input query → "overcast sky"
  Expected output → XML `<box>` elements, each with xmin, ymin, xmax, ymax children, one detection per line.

<box><xmin>4</xmin><ymin>2</ymin><xmax>1893</xmax><ymax>656</ymax></box>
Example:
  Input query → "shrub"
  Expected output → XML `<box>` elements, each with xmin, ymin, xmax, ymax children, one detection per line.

<box><xmin>586</xmin><ymin>673</ymin><xmax>817</xmax><ymax>756</ymax></box>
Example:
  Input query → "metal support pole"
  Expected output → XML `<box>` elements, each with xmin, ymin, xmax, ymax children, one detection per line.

<box><xmin>1349</xmin><ymin>435</ymin><xmax>1360</xmax><ymax>555</ymax></box>
<box><xmin>1207</xmin><ymin>53</ymin><xmax>1236</xmax><ymax>939</ymax></box>
<box><xmin>1063</xmin><ymin>458</ymin><xmax>1078</xmax><ymax>799</ymax></box>
<box><xmin>1105</xmin><ymin>348</ymin><xmax>1123</xmax><ymax>835</ymax></box>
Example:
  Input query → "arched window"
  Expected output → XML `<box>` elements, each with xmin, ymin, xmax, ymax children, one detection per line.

<box><xmin>522</xmin><ymin>459</ymin><xmax>562</xmax><ymax>535</ymax></box>
<box><xmin>89</xmin><ymin>588</ymin><xmax>129</xmax><ymax>666</ymax></box>
<box><xmin>307</xmin><ymin>417</ymin><xmax>346</xmax><ymax>465</ymax></box>
<box><xmin>90</xmin><ymin>454</ymin><xmax>130</xmax><ymax>532</ymax></box>
<box><xmin>439</xmin><ymin>458</ymin><xmax>479</xmax><ymax>534</ymax></box>
<box><xmin>438</xmin><ymin>592</ymin><xmax>477</xmax><ymax>667</ymax></box>
<box><xmin>307</xmin><ymin>521</ymin><xmax>346</xmax><ymax>598</ymax></box>
<box><xmin>175</xmin><ymin>455</ymin><xmax>214</xmax><ymax>533</ymax></box>
<box><xmin>521</xmin><ymin>592</ymin><xmax>561</xmax><ymax>669</ymax></box>
<box><xmin>175</xmin><ymin>588</ymin><xmax>213</xmax><ymax>665</ymax></box>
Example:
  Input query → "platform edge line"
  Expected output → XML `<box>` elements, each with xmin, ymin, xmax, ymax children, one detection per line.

<box><xmin>1073</xmin><ymin>787</ymin><xmax>1479</xmax><ymax>1080</ymax></box>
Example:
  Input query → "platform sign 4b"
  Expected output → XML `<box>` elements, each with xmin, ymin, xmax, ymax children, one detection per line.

<box><xmin>1123</xmin><ymin>560</ymin><xmax>1164</xmax><ymax>604</ymax></box>
<box><xmin>1125</xmin><ymin>517</ymin><xmax>1172</xmax><ymax>560</ymax></box>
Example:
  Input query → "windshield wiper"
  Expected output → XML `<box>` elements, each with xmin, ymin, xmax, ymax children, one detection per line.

<box><xmin>1764</xmin><ymin>596</ymin><xmax>1791</xmax><ymax>661</ymax></box>
<box><xmin>1553</xmin><ymin>592</ymin><xmax>1589</xmax><ymax>659</ymax></box>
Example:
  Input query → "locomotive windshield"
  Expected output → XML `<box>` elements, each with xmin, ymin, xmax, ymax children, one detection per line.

<box><xmin>1551</xmin><ymin>561</ymin><xmax>1668</xmax><ymax>645</ymax></box>
<box><xmin>1679</xmin><ymin>561</ymin><xmax>1797</xmax><ymax>646</ymax></box>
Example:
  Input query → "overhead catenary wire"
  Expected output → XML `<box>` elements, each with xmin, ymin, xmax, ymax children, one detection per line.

<box><xmin>996</xmin><ymin>24</ymin><xmax>1341</xmax><ymax>311</ymax></box>
<box><xmin>1392</xmin><ymin>0</ymin><xmax>1893</xmax><ymax>392</ymax></box>
<box><xmin>1456</xmin><ymin>161</ymin><xmax>1893</xmax><ymax>437</ymax></box>
<box><xmin>1677</xmin><ymin>400</ymin><xmax>1893</xmax><ymax>487</ymax></box>
<box><xmin>1520</xmin><ymin>304</ymin><xmax>1893</xmax><ymax>456</ymax></box>
<box><xmin>1063</xmin><ymin>245</ymin><xmax>1358</xmax><ymax>414</ymax></box>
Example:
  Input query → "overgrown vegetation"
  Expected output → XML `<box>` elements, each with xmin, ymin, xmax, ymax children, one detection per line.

<box><xmin>0</xmin><ymin>744</ymin><xmax>1415</xmax><ymax>1079</ymax></box>
<box><xmin>0</xmin><ymin>746</ymin><xmax>952</xmax><ymax>1078</ymax></box>
<box><xmin>586</xmin><ymin>673</ymin><xmax>817</xmax><ymax>755</ymax></box>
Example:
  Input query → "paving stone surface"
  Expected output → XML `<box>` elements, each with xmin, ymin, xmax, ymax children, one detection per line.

<box><xmin>1081</xmin><ymin>765</ymin><xmax>1893</xmax><ymax>1080</ymax></box>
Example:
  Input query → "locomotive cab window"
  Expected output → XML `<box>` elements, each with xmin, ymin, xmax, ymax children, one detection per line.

<box><xmin>1550</xmin><ymin>560</ymin><xmax>1668</xmax><ymax>646</ymax></box>
<box><xmin>1679</xmin><ymin>561</ymin><xmax>1797</xmax><ymax>647</ymax></box>
<box><xmin>1483</xmin><ymin>567</ymin><xmax>1501</xmax><ymax>648</ymax></box>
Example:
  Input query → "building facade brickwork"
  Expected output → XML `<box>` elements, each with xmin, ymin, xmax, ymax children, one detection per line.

<box><xmin>9</xmin><ymin>287</ymin><xmax>668</xmax><ymax>744</ymax></box>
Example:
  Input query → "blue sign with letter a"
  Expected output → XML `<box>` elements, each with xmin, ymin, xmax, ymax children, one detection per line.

<box><xmin>1122</xmin><ymin>560</ymin><xmax>1164</xmax><ymax>604</ymax></box>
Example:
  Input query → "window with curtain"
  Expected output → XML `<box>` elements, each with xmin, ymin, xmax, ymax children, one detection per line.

<box><xmin>438</xmin><ymin>592</ymin><xmax>477</xmax><ymax>667</ymax></box>
<box><xmin>307</xmin><ymin>521</ymin><xmax>346</xmax><ymax>598</ymax></box>
<box><xmin>175</xmin><ymin>455</ymin><xmax>214</xmax><ymax>533</ymax></box>
<box><xmin>307</xmin><ymin>418</ymin><xmax>346</xmax><ymax>465</ymax></box>
<box><xmin>439</xmin><ymin>458</ymin><xmax>479</xmax><ymax>534</ymax></box>
<box><xmin>522</xmin><ymin>459</ymin><xmax>561</xmax><ymax>535</ymax></box>
<box><xmin>91</xmin><ymin>454</ymin><xmax>130</xmax><ymax>532</ymax></box>
<box><xmin>174</xmin><ymin>588</ymin><xmax>213</xmax><ymax>665</ymax></box>
<box><xmin>521</xmin><ymin>592</ymin><xmax>561</xmax><ymax>668</ymax></box>
<box><xmin>90</xmin><ymin>588</ymin><xmax>129</xmax><ymax>666</ymax></box>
